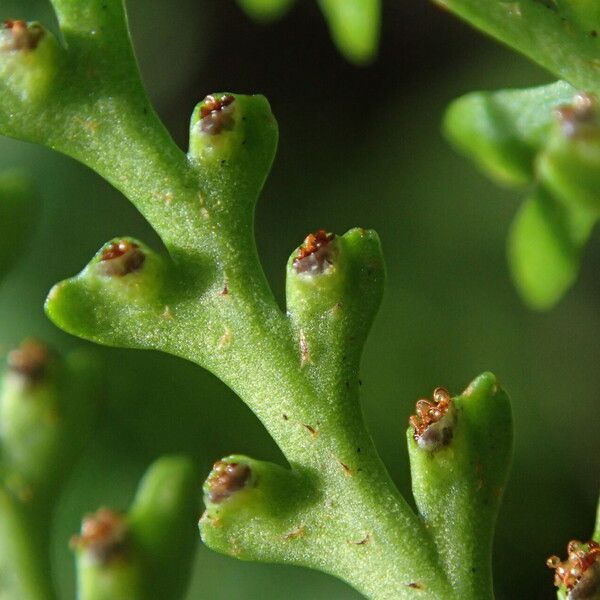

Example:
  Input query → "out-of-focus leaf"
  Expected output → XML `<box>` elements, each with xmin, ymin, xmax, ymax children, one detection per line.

<box><xmin>0</xmin><ymin>172</ymin><xmax>37</xmax><ymax>282</ymax></box>
<box><xmin>508</xmin><ymin>187</ymin><xmax>596</xmax><ymax>310</ymax></box>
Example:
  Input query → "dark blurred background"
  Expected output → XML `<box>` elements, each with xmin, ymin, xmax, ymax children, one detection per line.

<box><xmin>1</xmin><ymin>1</ymin><xmax>599</xmax><ymax>598</ymax></box>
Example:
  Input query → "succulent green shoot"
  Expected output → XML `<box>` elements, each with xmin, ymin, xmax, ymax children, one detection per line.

<box><xmin>444</xmin><ymin>81</ymin><xmax>577</xmax><ymax>187</ymax></box>
<box><xmin>72</xmin><ymin>456</ymin><xmax>199</xmax><ymax>600</ymax></box>
<box><xmin>201</xmin><ymin>454</ymin><xmax>456</xmax><ymax>600</ymax></box>
<box><xmin>408</xmin><ymin>373</ymin><xmax>512</xmax><ymax>599</ymax></box>
<box><xmin>1</xmin><ymin>2</ymin><xmax>515</xmax><ymax>598</ymax></box>
<box><xmin>0</xmin><ymin>172</ymin><xmax>38</xmax><ymax>282</ymax></box>
<box><xmin>0</xmin><ymin>340</ymin><xmax>101</xmax><ymax>600</ymax></box>
<box><xmin>286</xmin><ymin>227</ymin><xmax>384</xmax><ymax>398</ymax></box>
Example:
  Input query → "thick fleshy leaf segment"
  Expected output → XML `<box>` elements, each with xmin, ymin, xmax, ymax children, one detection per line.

<box><xmin>408</xmin><ymin>373</ymin><xmax>513</xmax><ymax>599</ymax></box>
<box><xmin>0</xmin><ymin>172</ymin><xmax>38</xmax><ymax>281</ymax></box>
<box><xmin>445</xmin><ymin>82</ymin><xmax>600</xmax><ymax>309</ymax></box>
<box><xmin>508</xmin><ymin>188</ymin><xmax>595</xmax><ymax>311</ymax></box>
<box><xmin>45</xmin><ymin>238</ymin><xmax>172</xmax><ymax>350</ymax></box>
<box><xmin>237</xmin><ymin>0</ymin><xmax>380</xmax><ymax>64</ymax></box>
<box><xmin>72</xmin><ymin>456</ymin><xmax>199</xmax><ymax>600</ymax></box>
<box><xmin>188</xmin><ymin>92</ymin><xmax>278</xmax><ymax>209</ymax></box>
<box><xmin>445</xmin><ymin>81</ymin><xmax>575</xmax><ymax>186</ymax></box>
<box><xmin>286</xmin><ymin>228</ymin><xmax>384</xmax><ymax>395</ymax></box>
<box><xmin>200</xmin><ymin>454</ymin><xmax>307</xmax><ymax>560</ymax></box>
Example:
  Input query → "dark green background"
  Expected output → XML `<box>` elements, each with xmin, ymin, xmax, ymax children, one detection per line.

<box><xmin>1</xmin><ymin>1</ymin><xmax>598</xmax><ymax>598</ymax></box>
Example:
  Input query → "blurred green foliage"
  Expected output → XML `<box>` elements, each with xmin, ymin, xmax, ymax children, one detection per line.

<box><xmin>0</xmin><ymin>172</ymin><xmax>38</xmax><ymax>281</ymax></box>
<box><xmin>237</xmin><ymin>0</ymin><xmax>380</xmax><ymax>65</ymax></box>
<box><xmin>0</xmin><ymin>1</ymin><xmax>598</xmax><ymax>599</ymax></box>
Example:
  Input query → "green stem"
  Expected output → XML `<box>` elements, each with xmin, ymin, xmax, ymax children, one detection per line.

<box><xmin>0</xmin><ymin>488</ymin><xmax>55</xmax><ymax>600</ymax></box>
<box><xmin>190</xmin><ymin>322</ymin><xmax>455</xmax><ymax>599</ymax></box>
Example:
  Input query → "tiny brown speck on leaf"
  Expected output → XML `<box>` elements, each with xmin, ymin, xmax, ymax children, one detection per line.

<box><xmin>339</xmin><ymin>461</ymin><xmax>354</xmax><ymax>476</ymax></box>
<box><xmin>406</xmin><ymin>582</ymin><xmax>424</xmax><ymax>590</ymax></box>
<box><xmin>284</xmin><ymin>526</ymin><xmax>305</xmax><ymax>540</ymax></box>
<box><xmin>303</xmin><ymin>424</ymin><xmax>319</xmax><ymax>438</ymax></box>
<box><xmin>218</xmin><ymin>326</ymin><xmax>232</xmax><ymax>348</ymax></box>
<box><xmin>352</xmin><ymin>532</ymin><xmax>371</xmax><ymax>545</ymax></box>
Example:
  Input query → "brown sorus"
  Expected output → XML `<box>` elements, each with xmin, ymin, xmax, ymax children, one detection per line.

<box><xmin>99</xmin><ymin>240</ymin><xmax>145</xmax><ymax>277</ymax></box>
<box><xmin>7</xmin><ymin>339</ymin><xmax>50</xmax><ymax>384</ymax></box>
<box><xmin>409</xmin><ymin>387</ymin><xmax>455</xmax><ymax>450</ymax></box>
<box><xmin>293</xmin><ymin>229</ymin><xmax>335</xmax><ymax>275</ymax></box>
<box><xmin>1</xmin><ymin>20</ymin><xmax>45</xmax><ymax>52</ymax></box>
<box><xmin>206</xmin><ymin>461</ymin><xmax>252</xmax><ymax>504</ymax></box>
<box><xmin>547</xmin><ymin>540</ymin><xmax>600</xmax><ymax>595</ymax></box>
<box><xmin>199</xmin><ymin>94</ymin><xmax>236</xmax><ymax>135</ymax></box>
<box><xmin>70</xmin><ymin>508</ymin><xmax>129</xmax><ymax>565</ymax></box>
<box><xmin>556</xmin><ymin>92</ymin><xmax>599</xmax><ymax>138</ymax></box>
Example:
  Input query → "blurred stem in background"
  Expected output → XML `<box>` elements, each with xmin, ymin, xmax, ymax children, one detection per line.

<box><xmin>0</xmin><ymin>340</ymin><xmax>100</xmax><ymax>599</ymax></box>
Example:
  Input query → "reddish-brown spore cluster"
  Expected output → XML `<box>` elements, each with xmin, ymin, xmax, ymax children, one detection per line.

<box><xmin>293</xmin><ymin>229</ymin><xmax>335</xmax><ymax>275</ymax></box>
<box><xmin>199</xmin><ymin>94</ymin><xmax>236</xmax><ymax>135</ymax></box>
<box><xmin>409</xmin><ymin>387</ymin><xmax>453</xmax><ymax>440</ymax></box>
<box><xmin>1</xmin><ymin>20</ymin><xmax>45</xmax><ymax>51</ymax></box>
<box><xmin>71</xmin><ymin>509</ymin><xmax>129</xmax><ymax>564</ymax></box>
<box><xmin>547</xmin><ymin>540</ymin><xmax>600</xmax><ymax>593</ymax></box>
<box><xmin>99</xmin><ymin>240</ymin><xmax>145</xmax><ymax>277</ymax></box>
<box><xmin>206</xmin><ymin>461</ymin><xmax>251</xmax><ymax>504</ymax></box>
<box><xmin>7</xmin><ymin>339</ymin><xmax>50</xmax><ymax>384</ymax></box>
<box><xmin>556</xmin><ymin>92</ymin><xmax>599</xmax><ymax>138</ymax></box>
